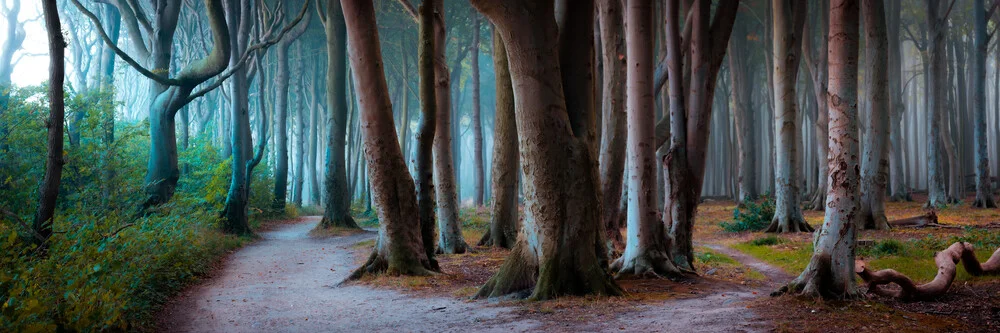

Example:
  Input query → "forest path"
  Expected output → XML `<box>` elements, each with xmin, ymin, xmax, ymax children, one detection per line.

<box><xmin>157</xmin><ymin>217</ymin><xmax>782</xmax><ymax>332</ymax></box>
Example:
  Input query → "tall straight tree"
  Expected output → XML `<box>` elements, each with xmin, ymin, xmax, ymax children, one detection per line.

<box><xmin>342</xmin><ymin>0</ymin><xmax>436</xmax><ymax>279</ymax></box>
<box><xmin>318</xmin><ymin>0</ymin><xmax>360</xmax><ymax>229</ymax></box>
<box><xmin>778</xmin><ymin>0</ymin><xmax>861</xmax><ymax>299</ymax></box>
<box><xmin>478</xmin><ymin>28</ymin><xmax>519</xmax><ymax>249</ymax></box>
<box><xmin>470</xmin><ymin>14</ymin><xmax>485</xmax><ymax>207</ymax></box>
<box><xmin>413</xmin><ymin>0</ymin><xmax>439</xmax><ymax>267</ymax></box>
<box><xmin>971</xmin><ymin>0</ymin><xmax>996</xmax><ymax>208</ymax></box>
<box><xmin>272</xmin><ymin>2</ymin><xmax>311</xmax><ymax>213</ymax></box>
<box><xmin>728</xmin><ymin>12</ymin><xmax>758</xmax><ymax>202</ymax></box>
<box><xmin>662</xmin><ymin>0</ymin><xmax>739</xmax><ymax>270</ymax></box>
<box><xmin>859</xmin><ymin>0</ymin><xmax>891</xmax><ymax>230</ymax></box>
<box><xmin>471</xmin><ymin>0</ymin><xmax>622</xmax><ymax>300</ymax></box>
<box><xmin>612</xmin><ymin>0</ymin><xmax>684</xmax><ymax>278</ymax></box>
<box><xmin>432</xmin><ymin>0</ymin><xmax>467</xmax><ymax>254</ymax></box>
<box><xmin>34</xmin><ymin>0</ymin><xmax>65</xmax><ymax>247</ymax></box>
<box><xmin>597</xmin><ymin>0</ymin><xmax>628</xmax><ymax>252</ymax></box>
<box><xmin>802</xmin><ymin>1</ymin><xmax>830</xmax><ymax>211</ymax></box>
<box><xmin>767</xmin><ymin>0</ymin><xmax>812</xmax><ymax>233</ymax></box>
<box><xmin>924</xmin><ymin>0</ymin><xmax>950</xmax><ymax>207</ymax></box>
<box><xmin>220</xmin><ymin>0</ymin><xmax>255</xmax><ymax>235</ymax></box>
<box><xmin>886</xmin><ymin>0</ymin><xmax>910</xmax><ymax>202</ymax></box>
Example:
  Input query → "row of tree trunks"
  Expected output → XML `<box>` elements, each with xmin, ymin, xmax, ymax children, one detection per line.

<box><xmin>319</xmin><ymin>0</ymin><xmax>359</xmax><ymax>229</ymax></box>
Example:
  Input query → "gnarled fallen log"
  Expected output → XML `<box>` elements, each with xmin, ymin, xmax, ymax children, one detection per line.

<box><xmin>888</xmin><ymin>211</ymin><xmax>957</xmax><ymax>228</ymax></box>
<box><xmin>855</xmin><ymin>242</ymin><xmax>1000</xmax><ymax>301</ymax></box>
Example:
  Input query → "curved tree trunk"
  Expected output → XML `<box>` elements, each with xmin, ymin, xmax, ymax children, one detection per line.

<box><xmin>779</xmin><ymin>0</ymin><xmax>861</xmax><ymax>300</ymax></box>
<box><xmin>471</xmin><ymin>0</ymin><xmax>621</xmax><ymax>300</ymax></box>
<box><xmin>221</xmin><ymin>0</ymin><xmax>253</xmax><ymax>236</ymax></box>
<box><xmin>34</xmin><ymin>0</ymin><xmax>65</xmax><ymax>246</ymax></box>
<box><xmin>413</xmin><ymin>0</ymin><xmax>440</xmax><ymax>267</ymax></box>
<box><xmin>479</xmin><ymin>28</ymin><xmax>519</xmax><ymax>249</ymax></box>
<box><xmin>320</xmin><ymin>1</ymin><xmax>359</xmax><ymax>229</ymax></box>
<box><xmin>971</xmin><ymin>0</ymin><xmax>996</xmax><ymax>208</ymax></box>
<box><xmin>767</xmin><ymin>0</ymin><xmax>811</xmax><ymax>233</ymax></box>
<box><xmin>611</xmin><ymin>0</ymin><xmax>684</xmax><ymax>278</ymax></box>
<box><xmin>597</xmin><ymin>0</ymin><xmax>627</xmax><ymax>254</ymax></box>
<box><xmin>342</xmin><ymin>0</ymin><xmax>436</xmax><ymax>279</ymax></box>
<box><xmin>432</xmin><ymin>0</ymin><xmax>467</xmax><ymax>254</ymax></box>
<box><xmin>859</xmin><ymin>0</ymin><xmax>891</xmax><ymax>230</ymax></box>
<box><xmin>273</xmin><ymin>7</ymin><xmax>311</xmax><ymax>214</ymax></box>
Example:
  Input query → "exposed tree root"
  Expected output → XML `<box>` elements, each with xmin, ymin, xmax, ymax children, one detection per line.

<box><xmin>610</xmin><ymin>250</ymin><xmax>688</xmax><ymax>279</ymax></box>
<box><xmin>344</xmin><ymin>241</ymin><xmax>437</xmax><ymax>283</ymax></box>
<box><xmin>855</xmin><ymin>242</ymin><xmax>1000</xmax><ymax>301</ymax></box>
<box><xmin>765</xmin><ymin>214</ymin><xmax>814</xmax><ymax>233</ymax></box>
<box><xmin>773</xmin><ymin>252</ymin><xmax>861</xmax><ymax>300</ymax></box>
<box><xmin>971</xmin><ymin>195</ymin><xmax>997</xmax><ymax>209</ymax></box>
<box><xmin>474</xmin><ymin>243</ymin><xmax>538</xmax><ymax>299</ymax></box>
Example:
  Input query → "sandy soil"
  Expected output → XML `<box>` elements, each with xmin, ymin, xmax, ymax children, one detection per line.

<box><xmin>158</xmin><ymin>217</ymin><xmax>777</xmax><ymax>332</ymax></box>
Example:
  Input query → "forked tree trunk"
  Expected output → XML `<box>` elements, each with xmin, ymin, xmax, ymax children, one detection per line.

<box><xmin>778</xmin><ymin>0</ymin><xmax>861</xmax><ymax>300</ymax></box>
<box><xmin>413</xmin><ymin>0</ymin><xmax>440</xmax><ymax>267</ymax></box>
<box><xmin>34</xmin><ymin>0</ymin><xmax>65</xmax><ymax>246</ymax></box>
<box><xmin>767</xmin><ymin>0</ymin><xmax>811</xmax><ymax>233</ymax></box>
<box><xmin>432</xmin><ymin>0</ymin><xmax>467</xmax><ymax>254</ymax></box>
<box><xmin>859</xmin><ymin>0</ymin><xmax>891</xmax><ymax>230</ymax></box>
<box><xmin>320</xmin><ymin>1</ymin><xmax>359</xmax><ymax>229</ymax></box>
<box><xmin>471</xmin><ymin>0</ymin><xmax>621</xmax><ymax>300</ymax></box>
<box><xmin>597</xmin><ymin>0</ymin><xmax>627</xmax><ymax>253</ymax></box>
<box><xmin>342</xmin><ymin>0</ymin><xmax>435</xmax><ymax>279</ymax></box>
<box><xmin>471</xmin><ymin>14</ymin><xmax>485</xmax><ymax>207</ymax></box>
<box><xmin>479</xmin><ymin>28</ymin><xmax>519</xmax><ymax>249</ymax></box>
<box><xmin>611</xmin><ymin>0</ymin><xmax>684</xmax><ymax>278</ymax></box>
<box><xmin>971</xmin><ymin>0</ymin><xmax>996</xmax><ymax>208</ymax></box>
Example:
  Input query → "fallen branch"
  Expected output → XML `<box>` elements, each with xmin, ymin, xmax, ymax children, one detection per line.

<box><xmin>888</xmin><ymin>211</ymin><xmax>958</xmax><ymax>229</ymax></box>
<box><xmin>855</xmin><ymin>242</ymin><xmax>1000</xmax><ymax>301</ymax></box>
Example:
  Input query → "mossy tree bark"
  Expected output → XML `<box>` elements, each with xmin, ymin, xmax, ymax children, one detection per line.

<box><xmin>318</xmin><ymin>0</ymin><xmax>359</xmax><ymax>229</ymax></box>
<box><xmin>859</xmin><ymin>0</ymin><xmax>892</xmax><ymax>230</ymax></box>
<box><xmin>924</xmin><ymin>0</ymin><xmax>949</xmax><ymax>208</ymax></box>
<box><xmin>471</xmin><ymin>14</ymin><xmax>485</xmax><ymax>207</ymax></box>
<box><xmin>471</xmin><ymin>0</ymin><xmax>621</xmax><ymax>300</ymax></box>
<box><xmin>342</xmin><ymin>0</ymin><xmax>436</xmax><ymax>280</ymax></box>
<box><xmin>778</xmin><ymin>0</ymin><xmax>862</xmax><ymax>300</ymax></box>
<box><xmin>479</xmin><ymin>28</ymin><xmax>519</xmax><ymax>249</ymax></box>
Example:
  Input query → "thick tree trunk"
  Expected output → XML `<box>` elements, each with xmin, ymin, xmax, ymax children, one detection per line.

<box><xmin>925</xmin><ymin>0</ymin><xmax>948</xmax><ymax>207</ymax></box>
<box><xmin>779</xmin><ymin>0</ymin><xmax>861</xmax><ymax>300</ymax></box>
<box><xmin>479</xmin><ymin>28</ymin><xmax>519</xmax><ymax>249</ymax></box>
<box><xmin>597</xmin><ymin>0</ymin><xmax>627</xmax><ymax>253</ymax></box>
<box><xmin>432</xmin><ymin>0</ymin><xmax>467</xmax><ymax>254</ymax></box>
<box><xmin>34</xmin><ymin>0</ymin><xmax>65</xmax><ymax>246</ymax></box>
<box><xmin>471</xmin><ymin>14</ymin><xmax>485</xmax><ymax>207</ymax></box>
<box><xmin>342</xmin><ymin>0</ymin><xmax>436</xmax><ymax>279</ymax></box>
<box><xmin>611</xmin><ymin>0</ymin><xmax>684</xmax><ymax>278</ymax></box>
<box><xmin>972</xmin><ymin>0</ymin><xmax>996</xmax><ymax>208</ymax></box>
<box><xmin>471</xmin><ymin>0</ymin><xmax>621</xmax><ymax>300</ymax></box>
<box><xmin>413</xmin><ymin>0</ymin><xmax>440</xmax><ymax>267</ymax></box>
<box><xmin>320</xmin><ymin>1</ymin><xmax>359</xmax><ymax>229</ymax></box>
<box><xmin>767</xmin><ymin>0</ymin><xmax>811</xmax><ymax>233</ymax></box>
<box><xmin>859</xmin><ymin>0</ymin><xmax>891</xmax><ymax>230</ymax></box>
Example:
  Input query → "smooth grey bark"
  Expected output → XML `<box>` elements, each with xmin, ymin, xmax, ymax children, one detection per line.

<box><xmin>779</xmin><ymin>0</ymin><xmax>861</xmax><ymax>300</ymax></box>
<box><xmin>479</xmin><ymin>28</ymin><xmax>519</xmax><ymax>249</ymax></box>
<box><xmin>272</xmin><ymin>4</ymin><xmax>311</xmax><ymax>213</ymax></box>
<box><xmin>971</xmin><ymin>0</ymin><xmax>996</xmax><ymax>208</ymax></box>
<box><xmin>924</xmin><ymin>0</ymin><xmax>948</xmax><ymax>207</ymax></box>
<box><xmin>802</xmin><ymin>3</ymin><xmax>830</xmax><ymax>211</ymax></box>
<box><xmin>728</xmin><ymin>13</ymin><xmax>758</xmax><ymax>201</ymax></box>
<box><xmin>859</xmin><ymin>0</ymin><xmax>891</xmax><ymax>230</ymax></box>
<box><xmin>413</xmin><ymin>0</ymin><xmax>439</xmax><ymax>267</ymax></box>
<box><xmin>597</xmin><ymin>0</ymin><xmax>627</xmax><ymax>253</ymax></box>
<box><xmin>292</xmin><ymin>77</ymin><xmax>306</xmax><ymax>207</ymax></box>
<box><xmin>221</xmin><ymin>0</ymin><xmax>253</xmax><ymax>235</ymax></box>
<box><xmin>432</xmin><ymin>0</ymin><xmax>467</xmax><ymax>254</ymax></box>
<box><xmin>319</xmin><ymin>0</ymin><xmax>359</xmax><ymax>228</ymax></box>
<box><xmin>308</xmin><ymin>96</ymin><xmax>320</xmax><ymax>205</ymax></box>
<box><xmin>471</xmin><ymin>14</ymin><xmax>485</xmax><ymax>207</ymax></box>
<box><xmin>34</xmin><ymin>0</ymin><xmax>65</xmax><ymax>246</ymax></box>
<box><xmin>887</xmin><ymin>0</ymin><xmax>910</xmax><ymax>202</ymax></box>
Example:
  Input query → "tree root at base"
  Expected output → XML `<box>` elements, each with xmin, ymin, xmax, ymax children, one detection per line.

<box><xmin>765</xmin><ymin>215</ymin><xmax>814</xmax><ymax>233</ymax></box>
<box><xmin>610</xmin><ymin>250</ymin><xmax>688</xmax><ymax>279</ymax></box>
<box><xmin>343</xmin><ymin>249</ymin><xmax>436</xmax><ymax>284</ymax></box>
<box><xmin>855</xmin><ymin>242</ymin><xmax>1000</xmax><ymax>301</ymax></box>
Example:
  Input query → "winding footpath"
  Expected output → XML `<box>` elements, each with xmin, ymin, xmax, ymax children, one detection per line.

<box><xmin>158</xmin><ymin>217</ymin><xmax>781</xmax><ymax>332</ymax></box>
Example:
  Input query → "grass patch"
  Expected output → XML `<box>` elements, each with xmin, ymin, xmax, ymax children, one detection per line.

<box><xmin>750</xmin><ymin>235</ymin><xmax>784</xmax><ymax>246</ymax></box>
<box><xmin>695</xmin><ymin>247</ymin><xmax>767</xmax><ymax>283</ymax></box>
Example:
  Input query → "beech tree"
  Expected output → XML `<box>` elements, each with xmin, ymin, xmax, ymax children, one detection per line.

<box><xmin>859</xmin><ymin>0</ymin><xmax>891</xmax><ymax>230</ymax></box>
<box><xmin>971</xmin><ymin>0</ymin><xmax>996</xmax><ymax>208</ymax></box>
<box><xmin>597</xmin><ymin>0</ymin><xmax>627</xmax><ymax>252</ymax></box>
<box><xmin>478</xmin><ymin>28</ymin><xmax>518</xmax><ymax>249</ymax></box>
<box><xmin>924</xmin><ymin>0</ymin><xmax>952</xmax><ymax>207</ymax></box>
<box><xmin>802</xmin><ymin>1</ymin><xmax>830</xmax><ymax>211</ymax></box>
<box><xmin>272</xmin><ymin>0</ymin><xmax>312</xmax><ymax>214</ymax></box>
<box><xmin>778</xmin><ymin>0</ymin><xmax>862</xmax><ymax>299</ymax></box>
<box><xmin>471</xmin><ymin>0</ymin><xmax>622</xmax><ymax>300</ymax></box>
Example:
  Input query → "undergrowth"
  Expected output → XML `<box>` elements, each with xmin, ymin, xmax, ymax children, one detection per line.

<box><xmin>719</xmin><ymin>195</ymin><xmax>775</xmax><ymax>233</ymax></box>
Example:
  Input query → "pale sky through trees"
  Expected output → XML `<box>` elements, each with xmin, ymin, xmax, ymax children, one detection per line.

<box><xmin>1</xmin><ymin>0</ymin><xmax>47</xmax><ymax>86</ymax></box>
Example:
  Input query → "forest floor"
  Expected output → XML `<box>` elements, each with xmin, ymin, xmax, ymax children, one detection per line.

<box><xmin>156</xmin><ymin>196</ymin><xmax>1000</xmax><ymax>332</ymax></box>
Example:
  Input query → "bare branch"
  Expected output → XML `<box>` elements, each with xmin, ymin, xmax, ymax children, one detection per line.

<box><xmin>395</xmin><ymin>0</ymin><xmax>418</xmax><ymax>23</ymax></box>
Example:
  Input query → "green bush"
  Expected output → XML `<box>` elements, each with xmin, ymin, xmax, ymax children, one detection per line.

<box><xmin>719</xmin><ymin>195</ymin><xmax>775</xmax><ymax>233</ymax></box>
<box><xmin>858</xmin><ymin>239</ymin><xmax>905</xmax><ymax>258</ymax></box>
<box><xmin>749</xmin><ymin>235</ymin><xmax>783</xmax><ymax>246</ymax></box>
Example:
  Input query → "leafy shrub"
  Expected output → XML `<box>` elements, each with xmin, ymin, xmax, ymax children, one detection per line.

<box><xmin>719</xmin><ymin>195</ymin><xmax>775</xmax><ymax>233</ymax></box>
<box><xmin>750</xmin><ymin>235</ymin><xmax>783</xmax><ymax>246</ymax></box>
<box><xmin>858</xmin><ymin>239</ymin><xmax>905</xmax><ymax>258</ymax></box>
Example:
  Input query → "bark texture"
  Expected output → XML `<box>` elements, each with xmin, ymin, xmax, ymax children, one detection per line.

<box><xmin>924</xmin><ymin>0</ymin><xmax>949</xmax><ymax>207</ymax></box>
<box><xmin>319</xmin><ymin>1</ymin><xmax>359</xmax><ymax>229</ymax></box>
<box><xmin>859</xmin><ymin>0</ymin><xmax>891</xmax><ymax>230</ymax></box>
<box><xmin>471</xmin><ymin>14</ymin><xmax>485</xmax><ymax>207</ymax></box>
<box><xmin>479</xmin><ymin>28</ymin><xmax>519</xmax><ymax>249</ymax></box>
<box><xmin>597</xmin><ymin>0</ymin><xmax>628</xmax><ymax>253</ymax></box>
<box><xmin>34</xmin><ymin>0</ymin><xmax>66</xmax><ymax>246</ymax></box>
<box><xmin>971</xmin><ymin>0</ymin><xmax>996</xmax><ymax>208</ymax></box>
<box><xmin>432</xmin><ymin>0</ymin><xmax>467</xmax><ymax>254</ymax></box>
<box><xmin>413</xmin><ymin>0</ymin><xmax>440</xmax><ymax>267</ymax></box>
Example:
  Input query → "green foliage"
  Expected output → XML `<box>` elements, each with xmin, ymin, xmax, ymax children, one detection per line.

<box><xmin>749</xmin><ymin>235</ymin><xmax>784</xmax><ymax>246</ymax></box>
<box><xmin>0</xmin><ymin>86</ymin><xmax>284</xmax><ymax>330</ymax></box>
<box><xmin>719</xmin><ymin>195</ymin><xmax>775</xmax><ymax>233</ymax></box>
<box><xmin>858</xmin><ymin>239</ymin><xmax>906</xmax><ymax>258</ymax></box>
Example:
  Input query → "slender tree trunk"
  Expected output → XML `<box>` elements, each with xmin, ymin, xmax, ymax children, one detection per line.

<box><xmin>972</xmin><ymin>0</ymin><xmax>996</xmax><ymax>208</ymax></box>
<box><xmin>342</xmin><ymin>0</ymin><xmax>435</xmax><ymax>279</ymax></box>
<box><xmin>272</xmin><ymin>9</ymin><xmax>310</xmax><ymax>213</ymax></box>
<box><xmin>320</xmin><ymin>1</ymin><xmax>359</xmax><ymax>228</ymax></box>
<box><xmin>472</xmin><ymin>0</ymin><xmax>622</xmax><ymax>300</ymax></box>
<box><xmin>308</xmin><ymin>100</ymin><xmax>320</xmax><ymax>205</ymax></box>
<box><xmin>729</xmin><ymin>15</ymin><xmax>758</xmax><ymax>202</ymax></box>
<box><xmin>887</xmin><ymin>0</ymin><xmax>910</xmax><ymax>202</ymax></box>
<box><xmin>925</xmin><ymin>0</ymin><xmax>948</xmax><ymax>207</ymax></box>
<box><xmin>612</xmin><ymin>0</ymin><xmax>684</xmax><ymax>278</ymax></box>
<box><xmin>779</xmin><ymin>0</ymin><xmax>861</xmax><ymax>300</ymax></box>
<box><xmin>803</xmin><ymin>1</ymin><xmax>830</xmax><ymax>211</ymax></box>
<box><xmin>471</xmin><ymin>14</ymin><xmax>485</xmax><ymax>207</ymax></box>
<box><xmin>432</xmin><ymin>0</ymin><xmax>467</xmax><ymax>254</ymax></box>
<box><xmin>293</xmin><ymin>85</ymin><xmax>306</xmax><ymax>207</ymax></box>
<box><xmin>767</xmin><ymin>0</ymin><xmax>811</xmax><ymax>233</ymax></box>
<box><xmin>859</xmin><ymin>0</ymin><xmax>891</xmax><ymax>230</ymax></box>
<box><xmin>413</xmin><ymin>0</ymin><xmax>440</xmax><ymax>267</ymax></box>
<box><xmin>478</xmin><ymin>28</ymin><xmax>519</xmax><ymax>249</ymax></box>
<box><xmin>597</xmin><ymin>0</ymin><xmax>627</xmax><ymax>253</ymax></box>
<box><xmin>221</xmin><ymin>0</ymin><xmax>253</xmax><ymax>236</ymax></box>
<box><xmin>34</xmin><ymin>0</ymin><xmax>65</xmax><ymax>246</ymax></box>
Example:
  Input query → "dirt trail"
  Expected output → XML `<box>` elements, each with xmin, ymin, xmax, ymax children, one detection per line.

<box><xmin>158</xmin><ymin>217</ymin><xmax>783</xmax><ymax>332</ymax></box>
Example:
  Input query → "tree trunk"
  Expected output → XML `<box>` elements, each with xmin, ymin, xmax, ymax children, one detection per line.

<box><xmin>293</xmin><ymin>85</ymin><xmax>306</xmax><ymax>207</ymax></box>
<box><xmin>342</xmin><ymin>0</ymin><xmax>436</xmax><ymax>279</ymax></box>
<box><xmin>432</xmin><ymin>0</ymin><xmax>467</xmax><ymax>254</ymax></box>
<box><xmin>611</xmin><ymin>0</ymin><xmax>685</xmax><ymax>278</ymax></box>
<box><xmin>925</xmin><ymin>0</ymin><xmax>948</xmax><ymax>207</ymax></box>
<box><xmin>221</xmin><ymin>0</ymin><xmax>253</xmax><ymax>236</ymax></box>
<box><xmin>859</xmin><ymin>0</ymin><xmax>891</xmax><ymax>230</ymax></box>
<box><xmin>887</xmin><ymin>0</ymin><xmax>910</xmax><ymax>202</ymax></box>
<box><xmin>972</xmin><ymin>0</ymin><xmax>996</xmax><ymax>208</ymax></box>
<box><xmin>308</xmin><ymin>98</ymin><xmax>320</xmax><ymax>205</ymax></box>
<box><xmin>767</xmin><ymin>0</ymin><xmax>811</xmax><ymax>233</ymax></box>
<box><xmin>597</xmin><ymin>0</ymin><xmax>627</xmax><ymax>253</ymax></box>
<box><xmin>273</xmin><ymin>7</ymin><xmax>311</xmax><ymax>213</ymax></box>
<box><xmin>471</xmin><ymin>0</ymin><xmax>621</xmax><ymax>300</ymax></box>
<box><xmin>471</xmin><ymin>14</ymin><xmax>485</xmax><ymax>207</ymax></box>
<box><xmin>729</xmin><ymin>14</ymin><xmax>758</xmax><ymax>202</ymax></box>
<box><xmin>779</xmin><ymin>0</ymin><xmax>861</xmax><ymax>300</ymax></box>
<box><xmin>413</xmin><ymin>0</ymin><xmax>440</xmax><ymax>267</ymax></box>
<box><xmin>803</xmin><ymin>1</ymin><xmax>830</xmax><ymax>211</ymax></box>
<box><xmin>479</xmin><ymin>28</ymin><xmax>519</xmax><ymax>249</ymax></box>
<box><xmin>320</xmin><ymin>1</ymin><xmax>359</xmax><ymax>228</ymax></box>
<box><xmin>34</xmin><ymin>0</ymin><xmax>65</xmax><ymax>246</ymax></box>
